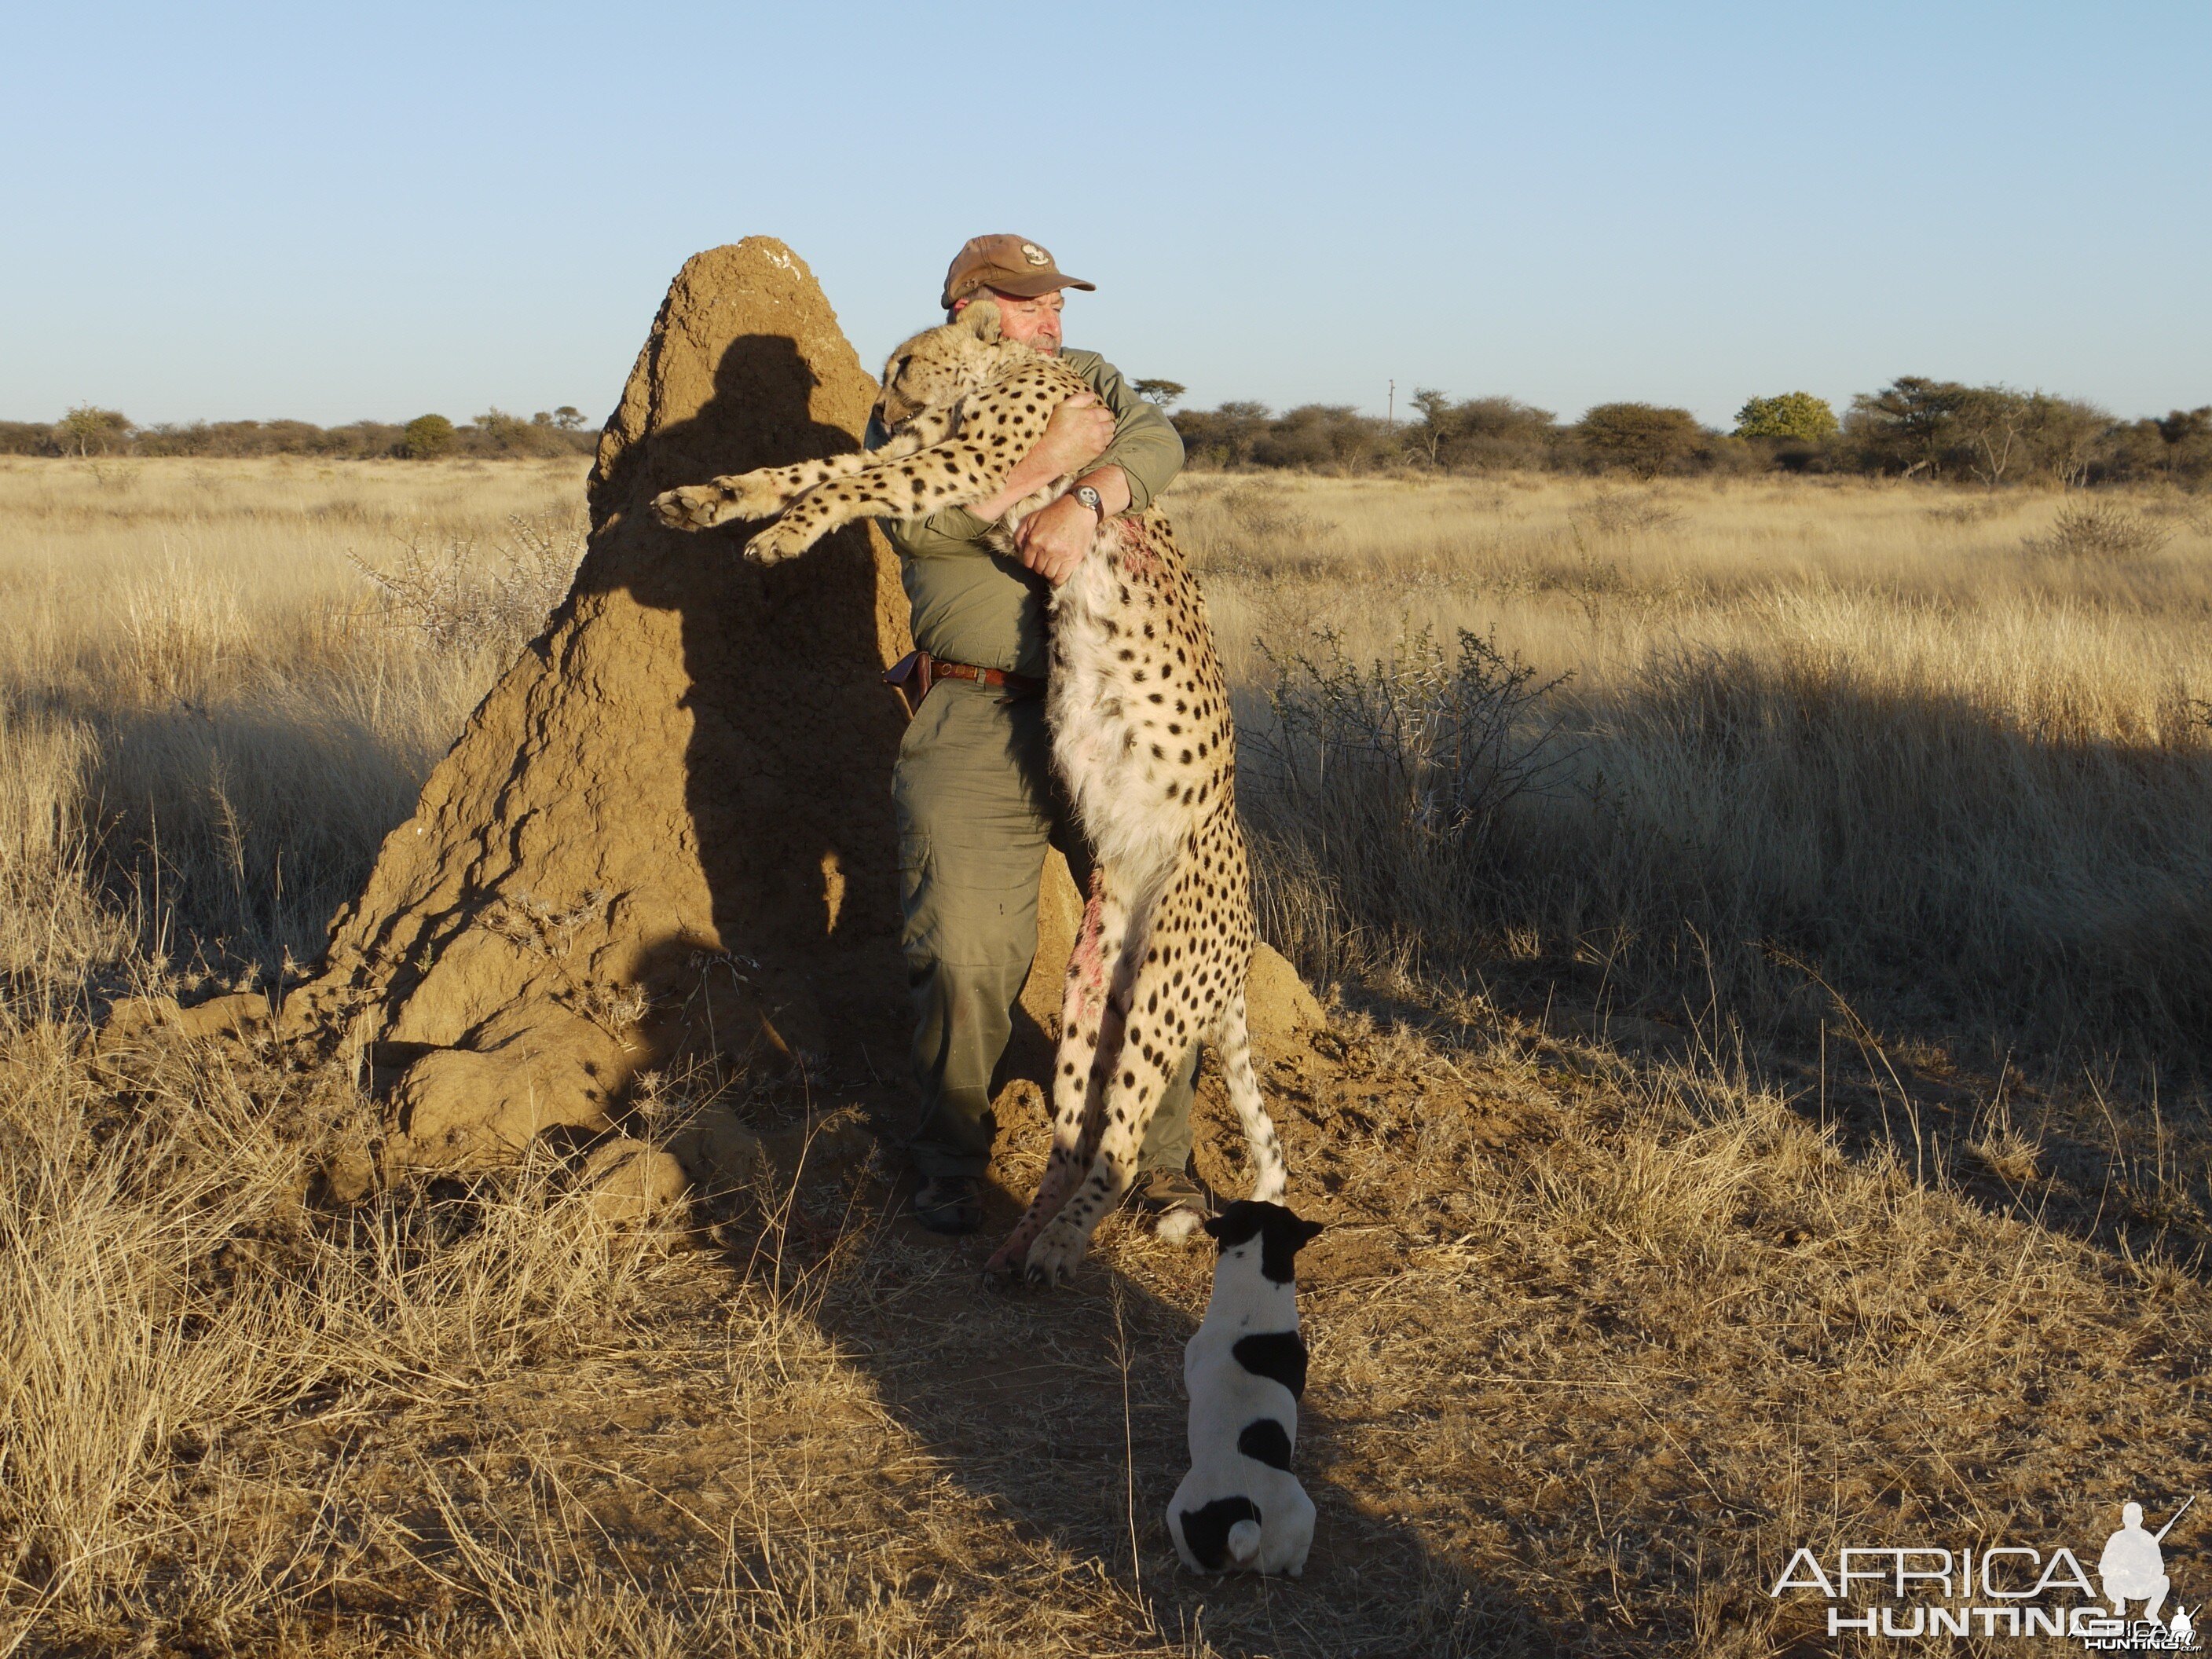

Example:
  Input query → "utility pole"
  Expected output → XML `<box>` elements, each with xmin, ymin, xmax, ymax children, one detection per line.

<box><xmin>1386</xmin><ymin>379</ymin><xmax>1394</xmax><ymax>435</ymax></box>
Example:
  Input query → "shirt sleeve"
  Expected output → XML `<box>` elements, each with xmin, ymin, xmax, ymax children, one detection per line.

<box><xmin>1076</xmin><ymin>355</ymin><xmax>1185</xmax><ymax>513</ymax></box>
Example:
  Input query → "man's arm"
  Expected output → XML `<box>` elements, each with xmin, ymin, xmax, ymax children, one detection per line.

<box><xmin>1075</xmin><ymin>354</ymin><xmax>1185</xmax><ymax>513</ymax></box>
<box><xmin>967</xmin><ymin>393</ymin><xmax>1119</xmax><ymax>521</ymax></box>
<box><xmin>878</xmin><ymin>351</ymin><xmax>1185</xmax><ymax>580</ymax></box>
<box><xmin>1012</xmin><ymin>353</ymin><xmax>1185</xmax><ymax>582</ymax></box>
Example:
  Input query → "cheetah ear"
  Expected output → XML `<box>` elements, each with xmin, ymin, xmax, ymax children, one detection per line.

<box><xmin>961</xmin><ymin>298</ymin><xmax>1002</xmax><ymax>343</ymax></box>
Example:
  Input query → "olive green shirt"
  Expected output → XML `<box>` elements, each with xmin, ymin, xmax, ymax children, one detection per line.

<box><xmin>869</xmin><ymin>349</ymin><xmax>1184</xmax><ymax>682</ymax></box>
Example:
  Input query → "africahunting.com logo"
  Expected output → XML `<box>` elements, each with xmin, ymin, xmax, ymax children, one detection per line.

<box><xmin>1771</xmin><ymin>1497</ymin><xmax>2198</xmax><ymax>1649</ymax></box>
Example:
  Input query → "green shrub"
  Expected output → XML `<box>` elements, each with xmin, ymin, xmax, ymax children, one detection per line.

<box><xmin>2025</xmin><ymin>502</ymin><xmax>2171</xmax><ymax>560</ymax></box>
<box><xmin>1576</xmin><ymin>403</ymin><xmax>1704</xmax><ymax>478</ymax></box>
<box><xmin>401</xmin><ymin>414</ymin><xmax>456</xmax><ymax>460</ymax></box>
<box><xmin>1734</xmin><ymin>392</ymin><xmax>1839</xmax><ymax>442</ymax></box>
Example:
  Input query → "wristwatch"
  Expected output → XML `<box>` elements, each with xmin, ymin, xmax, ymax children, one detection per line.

<box><xmin>1072</xmin><ymin>484</ymin><xmax>1105</xmax><ymax>522</ymax></box>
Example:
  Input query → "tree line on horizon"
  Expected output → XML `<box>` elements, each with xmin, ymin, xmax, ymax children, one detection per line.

<box><xmin>0</xmin><ymin>407</ymin><xmax>599</xmax><ymax>462</ymax></box>
<box><xmin>9</xmin><ymin>379</ymin><xmax>2210</xmax><ymax>488</ymax></box>
<box><xmin>1147</xmin><ymin>379</ymin><xmax>2212</xmax><ymax>488</ymax></box>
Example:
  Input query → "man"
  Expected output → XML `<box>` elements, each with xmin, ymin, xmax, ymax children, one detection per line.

<box><xmin>871</xmin><ymin>233</ymin><xmax>1207</xmax><ymax>1235</ymax></box>
<box><xmin>2098</xmin><ymin>1502</ymin><xmax>2174</xmax><ymax>1627</ymax></box>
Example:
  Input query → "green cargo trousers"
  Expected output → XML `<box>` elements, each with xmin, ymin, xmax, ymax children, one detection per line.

<box><xmin>893</xmin><ymin>677</ymin><xmax>1196</xmax><ymax>1181</ymax></box>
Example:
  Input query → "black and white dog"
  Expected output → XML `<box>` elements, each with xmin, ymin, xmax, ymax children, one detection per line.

<box><xmin>1168</xmin><ymin>1199</ymin><xmax>1324</xmax><ymax>1577</ymax></box>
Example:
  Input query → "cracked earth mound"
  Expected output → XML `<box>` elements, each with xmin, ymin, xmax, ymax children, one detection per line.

<box><xmin>265</xmin><ymin>237</ymin><xmax>1317</xmax><ymax>1191</ymax></box>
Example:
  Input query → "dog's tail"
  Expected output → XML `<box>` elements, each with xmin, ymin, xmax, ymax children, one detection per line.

<box><xmin>1228</xmin><ymin>1518</ymin><xmax>1264</xmax><ymax>1566</ymax></box>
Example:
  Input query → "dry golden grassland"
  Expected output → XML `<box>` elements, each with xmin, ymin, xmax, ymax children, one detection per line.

<box><xmin>2</xmin><ymin>456</ymin><xmax>2209</xmax><ymax>1657</ymax></box>
<box><xmin>1181</xmin><ymin>471</ymin><xmax>2212</xmax><ymax>1040</ymax></box>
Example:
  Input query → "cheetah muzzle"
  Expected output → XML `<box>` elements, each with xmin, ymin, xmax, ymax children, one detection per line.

<box><xmin>654</xmin><ymin>300</ymin><xmax>1292</xmax><ymax>1284</ymax></box>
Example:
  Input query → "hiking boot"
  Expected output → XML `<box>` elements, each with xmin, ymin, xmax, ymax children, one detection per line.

<box><xmin>1129</xmin><ymin>1163</ymin><xmax>1218</xmax><ymax>1230</ymax></box>
<box><xmin>911</xmin><ymin>1174</ymin><xmax>983</xmax><ymax>1236</ymax></box>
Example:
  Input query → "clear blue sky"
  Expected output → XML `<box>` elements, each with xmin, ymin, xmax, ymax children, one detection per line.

<box><xmin>4</xmin><ymin>2</ymin><xmax>2206</xmax><ymax>430</ymax></box>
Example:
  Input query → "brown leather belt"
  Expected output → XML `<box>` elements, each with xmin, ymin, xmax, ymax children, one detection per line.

<box><xmin>882</xmin><ymin>649</ymin><xmax>1042</xmax><ymax>718</ymax></box>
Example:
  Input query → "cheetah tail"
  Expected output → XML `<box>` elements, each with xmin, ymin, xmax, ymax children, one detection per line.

<box><xmin>1214</xmin><ymin>984</ymin><xmax>1287</xmax><ymax>1203</ymax></box>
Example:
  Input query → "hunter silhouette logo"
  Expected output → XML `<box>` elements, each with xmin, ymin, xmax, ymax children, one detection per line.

<box><xmin>2100</xmin><ymin>1499</ymin><xmax>2188</xmax><ymax>1628</ymax></box>
<box><xmin>1768</xmin><ymin>1495</ymin><xmax>2199</xmax><ymax>1647</ymax></box>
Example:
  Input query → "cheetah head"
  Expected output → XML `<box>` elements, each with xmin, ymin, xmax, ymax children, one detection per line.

<box><xmin>875</xmin><ymin>300</ymin><xmax>1027</xmax><ymax>428</ymax></box>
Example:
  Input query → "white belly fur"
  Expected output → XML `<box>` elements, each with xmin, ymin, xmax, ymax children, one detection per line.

<box><xmin>1045</xmin><ymin>522</ymin><xmax>1189</xmax><ymax>903</ymax></box>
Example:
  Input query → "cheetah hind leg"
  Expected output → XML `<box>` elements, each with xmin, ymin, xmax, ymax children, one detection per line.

<box><xmin>983</xmin><ymin>878</ymin><xmax>1127</xmax><ymax>1283</ymax></box>
<box><xmin>1215</xmin><ymin>983</ymin><xmax>1287</xmax><ymax>1203</ymax></box>
<box><xmin>1019</xmin><ymin>1043</ymin><xmax>1162</xmax><ymax>1287</ymax></box>
<box><xmin>1020</xmin><ymin>922</ymin><xmax>1192</xmax><ymax>1284</ymax></box>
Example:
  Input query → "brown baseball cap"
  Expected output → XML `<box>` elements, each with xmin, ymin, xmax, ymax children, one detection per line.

<box><xmin>940</xmin><ymin>233</ymin><xmax>1097</xmax><ymax>311</ymax></box>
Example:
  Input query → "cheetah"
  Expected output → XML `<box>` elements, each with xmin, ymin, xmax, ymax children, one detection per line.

<box><xmin>651</xmin><ymin>301</ymin><xmax>1288</xmax><ymax>1286</ymax></box>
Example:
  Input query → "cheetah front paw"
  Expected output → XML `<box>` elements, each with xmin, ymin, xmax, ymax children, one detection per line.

<box><xmin>1023</xmin><ymin>1217</ymin><xmax>1090</xmax><ymax>1288</ymax></box>
<box><xmin>651</xmin><ymin>484</ymin><xmax>742</xmax><ymax>531</ymax></box>
<box><xmin>653</xmin><ymin>473</ymin><xmax>793</xmax><ymax>532</ymax></box>
<box><xmin>742</xmin><ymin>520</ymin><xmax>819</xmax><ymax>565</ymax></box>
<box><xmin>716</xmin><ymin>471</ymin><xmax>803</xmax><ymax>520</ymax></box>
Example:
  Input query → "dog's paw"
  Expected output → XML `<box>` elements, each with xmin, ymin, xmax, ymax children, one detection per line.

<box><xmin>742</xmin><ymin>522</ymin><xmax>814</xmax><ymax>565</ymax></box>
<box><xmin>650</xmin><ymin>483</ymin><xmax>740</xmax><ymax>531</ymax></box>
<box><xmin>1022</xmin><ymin>1218</ymin><xmax>1088</xmax><ymax>1288</ymax></box>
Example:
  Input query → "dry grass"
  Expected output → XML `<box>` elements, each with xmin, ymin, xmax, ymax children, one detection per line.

<box><xmin>0</xmin><ymin>456</ymin><xmax>584</xmax><ymax>984</ymax></box>
<box><xmin>2</xmin><ymin>458</ymin><xmax>2209</xmax><ymax>1657</ymax></box>
<box><xmin>1179</xmin><ymin>470</ymin><xmax>2212</xmax><ymax>1054</ymax></box>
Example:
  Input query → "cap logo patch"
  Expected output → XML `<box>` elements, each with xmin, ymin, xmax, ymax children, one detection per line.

<box><xmin>1020</xmin><ymin>242</ymin><xmax>1051</xmax><ymax>266</ymax></box>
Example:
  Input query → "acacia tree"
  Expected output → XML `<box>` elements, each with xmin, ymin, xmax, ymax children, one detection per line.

<box><xmin>1845</xmin><ymin>377</ymin><xmax>1970</xmax><ymax>477</ymax></box>
<box><xmin>2154</xmin><ymin>406</ymin><xmax>2212</xmax><ymax>483</ymax></box>
<box><xmin>1577</xmin><ymin>403</ymin><xmax>1703</xmax><ymax>478</ymax></box>
<box><xmin>1408</xmin><ymin>386</ymin><xmax>1452</xmax><ymax>465</ymax></box>
<box><xmin>1952</xmin><ymin>388</ymin><xmax>2031</xmax><ymax>488</ymax></box>
<box><xmin>1167</xmin><ymin>401</ymin><xmax>1272</xmax><ymax>468</ymax></box>
<box><xmin>55</xmin><ymin>405</ymin><xmax>132</xmax><ymax>457</ymax></box>
<box><xmin>1133</xmin><ymin>379</ymin><xmax>1185</xmax><ymax>409</ymax></box>
<box><xmin>2018</xmin><ymin>394</ymin><xmax>2111</xmax><ymax>488</ymax></box>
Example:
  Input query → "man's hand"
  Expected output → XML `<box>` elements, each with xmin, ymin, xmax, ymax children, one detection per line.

<box><xmin>1016</xmin><ymin>493</ymin><xmax>1103</xmax><ymax>584</ymax></box>
<box><xmin>1031</xmin><ymin>391</ymin><xmax>1117</xmax><ymax>475</ymax></box>
<box><xmin>1016</xmin><ymin>463</ymin><xmax>1134</xmax><ymax>584</ymax></box>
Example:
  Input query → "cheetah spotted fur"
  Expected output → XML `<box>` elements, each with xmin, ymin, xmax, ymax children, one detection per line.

<box><xmin>651</xmin><ymin>300</ymin><xmax>1289</xmax><ymax>1286</ymax></box>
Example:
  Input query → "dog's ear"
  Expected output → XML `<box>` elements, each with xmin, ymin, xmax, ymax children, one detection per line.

<box><xmin>961</xmin><ymin>298</ymin><xmax>1002</xmax><ymax>342</ymax></box>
